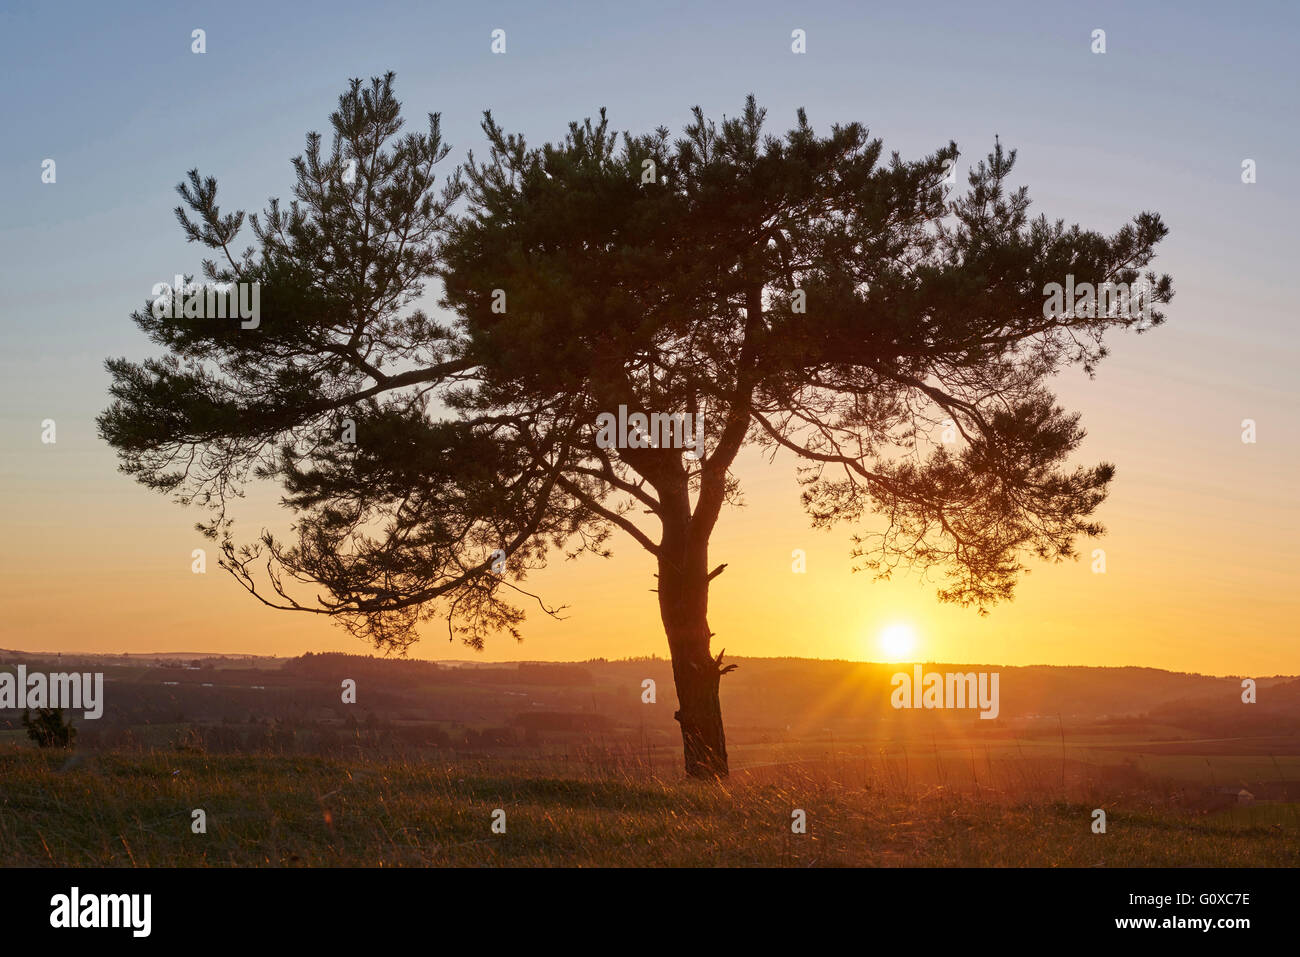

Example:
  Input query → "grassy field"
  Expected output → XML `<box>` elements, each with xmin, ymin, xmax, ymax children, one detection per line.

<box><xmin>1</xmin><ymin>746</ymin><xmax>1297</xmax><ymax>867</ymax></box>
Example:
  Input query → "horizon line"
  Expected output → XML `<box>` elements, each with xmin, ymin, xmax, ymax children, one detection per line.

<box><xmin>0</xmin><ymin>648</ymin><xmax>1286</xmax><ymax>682</ymax></box>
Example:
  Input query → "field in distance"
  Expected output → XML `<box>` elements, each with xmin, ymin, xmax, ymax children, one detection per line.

<box><xmin>1</xmin><ymin>651</ymin><xmax>1298</xmax><ymax>866</ymax></box>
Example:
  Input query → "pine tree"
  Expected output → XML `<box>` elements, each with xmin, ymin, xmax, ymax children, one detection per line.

<box><xmin>100</xmin><ymin>75</ymin><xmax>1172</xmax><ymax>777</ymax></box>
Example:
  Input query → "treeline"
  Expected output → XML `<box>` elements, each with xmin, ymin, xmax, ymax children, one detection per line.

<box><xmin>282</xmin><ymin>652</ymin><xmax>443</xmax><ymax>686</ymax></box>
<box><xmin>1147</xmin><ymin>677</ymin><xmax>1300</xmax><ymax>737</ymax></box>
<box><xmin>280</xmin><ymin>653</ymin><xmax>594</xmax><ymax>687</ymax></box>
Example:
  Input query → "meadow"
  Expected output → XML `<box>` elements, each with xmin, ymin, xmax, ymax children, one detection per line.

<box><xmin>1</xmin><ymin>746</ymin><xmax>1296</xmax><ymax>867</ymax></box>
<box><xmin>3</xmin><ymin>652</ymin><xmax>1297</xmax><ymax>866</ymax></box>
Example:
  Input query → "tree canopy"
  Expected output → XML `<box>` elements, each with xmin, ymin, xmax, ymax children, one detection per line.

<box><xmin>100</xmin><ymin>74</ymin><xmax>1172</xmax><ymax>775</ymax></box>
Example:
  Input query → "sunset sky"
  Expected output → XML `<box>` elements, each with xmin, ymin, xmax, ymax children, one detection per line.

<box><xmin>1</xmin><ymin>0</ymin><xmax>1296</xmax><ymax>674</ymax></box>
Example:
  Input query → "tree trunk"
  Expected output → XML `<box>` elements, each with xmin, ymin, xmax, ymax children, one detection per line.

<box><xmin>658</xmin><ymin>533</ymin><xmax>729</xmax><ymax>778</ymax></box>
<box><xmin>669</xmin><ymin>635</ymin><xmax>729</xmax><ymax>778</ymax></box>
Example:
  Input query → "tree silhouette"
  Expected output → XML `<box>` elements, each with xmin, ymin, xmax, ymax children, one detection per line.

<box><xmin>100</xmin><ymin>75</ymin><xmax>1172</xmax><ymax>777</ymax></box>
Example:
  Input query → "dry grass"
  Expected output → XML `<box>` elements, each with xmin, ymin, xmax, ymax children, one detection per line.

<box><xmin>0</xmin><ymin>746</ymin><xmax>1296</xmax><ymax>867</ymax></box>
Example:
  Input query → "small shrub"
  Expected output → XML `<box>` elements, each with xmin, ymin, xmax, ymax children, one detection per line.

<box><xmin>22</xmin><ymin>708</ymin><xmax>76</xmax><ymax>749</ymax></box>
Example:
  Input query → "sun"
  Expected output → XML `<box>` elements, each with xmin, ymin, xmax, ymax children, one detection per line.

<box><xmin>878</xmin><ymin>623</ymin><xmax>918</xmax><ymax>661</ymax></box>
